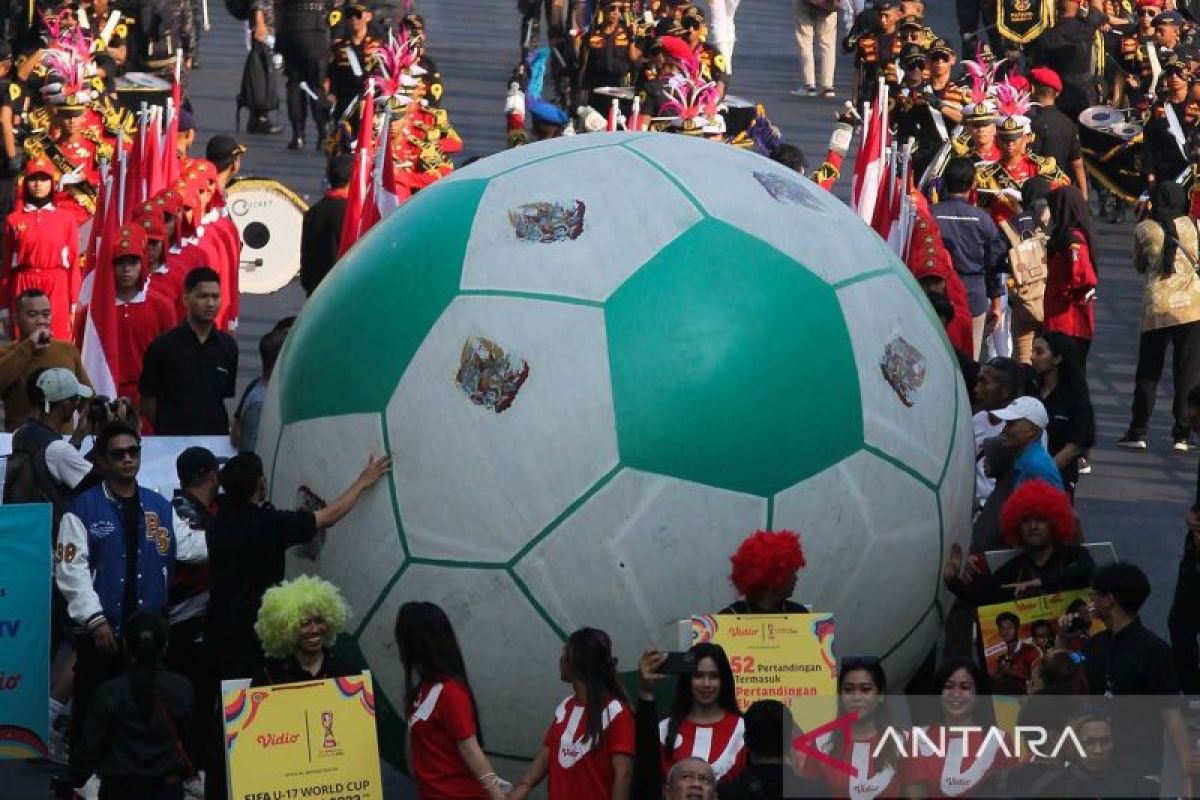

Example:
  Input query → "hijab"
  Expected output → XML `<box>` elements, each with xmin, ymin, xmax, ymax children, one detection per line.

<box><xmin>1149</xmin><ymin>180</ymin><xmax>1190</xmax><ymax>275</ymax></box>
<box><xmin>1046</xmin><ymin>185</ymin><xmax>1095</xmax><ymax>258</ymax></box>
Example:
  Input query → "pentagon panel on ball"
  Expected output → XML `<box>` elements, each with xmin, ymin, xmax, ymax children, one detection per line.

<box><xmin>258</xmin><ymin>132</ymin><xmax>974</xmax><ymax>764</ymax></box>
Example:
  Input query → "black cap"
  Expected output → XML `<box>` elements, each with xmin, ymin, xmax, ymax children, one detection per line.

<box><xmin>0</xmin><ymin>41</ymin><xmax>13</xmax><ymax>61</ymax></box>
<box><xmin>177</xmin><ymin>446</ymin><xmax>218</xmax><ymax>486</ymax></box>
<box><xmin>875</xmin><ymin>0</ymin><xmax>902</xmax><ymax>11</ymax></box>
<box><xmin>327</xmin><ymin>154</ymin><xmax>353</xmax><ymax>187</ymax></box>
<box><xmin>899</xmin><ymin>13</ymin><xmax>924</xmax><ymax>28</ymax></box>
<box><xmin>1153</xmin><ymin>9</ymin><xmax>1185</xmax><ymax>25</ymax></box>
<box><xmin>900</xmin><ymin>42</ymin><xmax>927</xmax><ymax>65</ymax></box>
<box><xmin>205</xmin><ymin>134</ymin><xmax>246</xmax><ymax>164</ymax></box>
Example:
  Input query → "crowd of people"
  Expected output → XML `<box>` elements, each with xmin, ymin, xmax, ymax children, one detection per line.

<box><xmin>1</xmin><ymin>0</ymin><xmax>1200</xmax><ymax>799</ymax></box>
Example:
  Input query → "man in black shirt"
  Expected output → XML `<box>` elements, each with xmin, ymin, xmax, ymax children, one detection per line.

<box><xmin>204</xmin><ymin>450</ymin><xmax>390</xmax><ymax>680</ymax></box>
<box><xmin>1143</xmin><ymin>55</ymin><xmax>1198</xmax><ymax>185</ymax></box>
<box><xmin>139</xmin><ymin>267</ymin><xmax>238</xmax><ymax>435</ymax></box>
<box><xmin>1028</xmin><ymin>67</ymin><xmax>1087</xmax><ymax>197</ymax></box>
<box><xmin>1028</xmin><ymin>0</ymin><xmax>1108</xmax><ymax>119</ymax></box>
<box><xmin>300</xmin><ymin>155</ymin><xmax>351</xmax><ymax>296</ymax></box>
<box><xmin>1082</xmin><ymin>563</ymin><xmax>1195</xmax><ymax>790</ymax></box>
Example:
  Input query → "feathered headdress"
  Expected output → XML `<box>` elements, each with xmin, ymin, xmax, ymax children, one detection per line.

<box><xmin>660</xmin><ymin>63</ymin><xmax>724</xmax><ymax>135</ymax></box>
<box><xmin>525</xmin><ymin>47</ymin><xmax>568</xmax><ymax>126</ymax></box>
<box><xmin>368</xmin><ymin>28</ymin><xmax>426</xmax><ymax>111</ymax></box>
<box><xmin>39</xmin><ymin>33</ymin><xmax>99</xmax><ymax>110</ymax></box>
<box><xmin>994</xmin><ymin>77</ymin><xmax>1031</xmax><ymax>136</ymax></box>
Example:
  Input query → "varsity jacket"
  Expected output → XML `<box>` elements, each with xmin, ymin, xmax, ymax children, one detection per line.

<box><xmin>55</xmin><ymin>482</ymin><xmax>208</xmax><ymax>633</ymax></box>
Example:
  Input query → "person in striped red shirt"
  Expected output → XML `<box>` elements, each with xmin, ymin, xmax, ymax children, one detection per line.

<box><xmin>635</xmin><ymin>643</ymin><xmax>746</xmax><ymax>790</ymax></box>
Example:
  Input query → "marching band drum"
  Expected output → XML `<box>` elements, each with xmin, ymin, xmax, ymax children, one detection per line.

<box><xmin>226</xmin><ymin>177</ymin><xmax>310</xmax><ymax>295</ymax></box>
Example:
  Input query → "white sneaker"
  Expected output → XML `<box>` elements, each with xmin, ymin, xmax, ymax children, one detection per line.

<box><xmin>790</xmin><ymin>85</ymin><xmax>816</xmax><ymax>97</ymax></box>
<box><xmin>1174</xmin><ymin>439</ymin><xmax>1190</xmax><ymax>453</ymax></box>
<box><xmin>184</xmin><ymin>774</ymin><xmax>205</xmax><ymax>799</ymax></box>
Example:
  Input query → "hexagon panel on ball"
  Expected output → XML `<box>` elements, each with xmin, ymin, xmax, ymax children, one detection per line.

<box><xmin>258</xmin><ymin>132</ymin><xmax>974</xmax><ymax>763</ymax></box>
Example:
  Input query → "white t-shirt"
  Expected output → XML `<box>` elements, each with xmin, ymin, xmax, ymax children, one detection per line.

<box><xmin>43</xmin><ymin>440</ymin><xmax>94</xmax><ymax>490</ymax></box>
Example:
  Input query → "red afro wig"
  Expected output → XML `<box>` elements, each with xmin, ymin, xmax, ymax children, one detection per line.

<box><xmin>730</xmin><ymin>529</ymin><xmax>806</xmax><ymax>597</ymax></box>
<box><xmin>1000</xmin><ymin>479</ymin><xmax>1077</xmax><ymax>547</ymax></box>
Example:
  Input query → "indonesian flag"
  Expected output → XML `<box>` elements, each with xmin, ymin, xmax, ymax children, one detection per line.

<box><xmin>143</xmin><ymin>109</ymin><xmax>165</xmax><ymax>201</ymax></box>
<box><xmin>338</xmin><ymin>84</ymin><xmax>376</xmax><ymax>257</ymax></box>
<box><xmin>164</xmin><ymin>53</ymin><xmax>183</xmax><ymax>186</ymax></box>
<box><xmin>79</xmin><ymin>185</ymin><xmax>121</xmax><ymax>398</ymax></box>
<box><xmin>357</xmin><ymin>109</ymin><xmax>403</xmax><ymax>237</ymax></box>
<box><xmin>851</xmin><ymin>81</ymin><xmax>889</xmax><ymax>225</ymax></box>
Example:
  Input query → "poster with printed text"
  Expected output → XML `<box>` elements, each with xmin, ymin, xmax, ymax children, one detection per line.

<box><xmin>0</xmin><ymin>503</ymin><xmax>51</xmax><ymax>759</ymax></box>
<box><xmin>681</xmin><ymin>613</ymin><xmax>837</xmax><ymax>732</ymax></box>
<box><xmin>223</xmin><ymin>671</ymin><xmax>384</xmax><ymax>800</ymax></box>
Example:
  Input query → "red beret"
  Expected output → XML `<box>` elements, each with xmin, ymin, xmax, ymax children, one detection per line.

<box><xmin>1029</xmin><ymin>67</ymin><xmax>1062</xmax><ymax>92</ymax></box>
<box><xmin>1136</xmin><ymin>0</ymin><xmax>1163</xmax><ymax>8</ymax></box>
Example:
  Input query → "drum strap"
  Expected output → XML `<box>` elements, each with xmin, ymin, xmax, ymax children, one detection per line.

<box><xmin>929</xmin><ymin>104</ymin><xmax>949</xmax><ymax>142</ymax></box>
<box><xmin>1166</xmin><ymin>102</ymin><xmax>1188</xmax><ymax>158</ymax></box>
<box><xmin>1149</xmin><ymin>43</ymin><xmax>1163</xmax><ymax>96</ymax></box>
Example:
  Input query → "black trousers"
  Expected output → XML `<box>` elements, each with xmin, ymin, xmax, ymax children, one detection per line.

<box><xmin>100</xmin><ymin>777</ymin><xmax>184</xmax><ymax>800</ymax></box>
<box><xmin>955</xmin><ymin>0</ymin><xmax>1003</xmax><ymax>56</ymax></box>
<box><xmin>1129</xmin><ymin>321</ymin><xmax>1200</xmax><ymax>441</ymax></box>
<box><xmin>164</xmin><ymin>617</ymin><xmax>209</xmax><ymax>771</ymax></box>
<box><xmin>68</xmin><ymin>636</ymin><xmax>125</xmax><ymax>787</ymax></box>
<box><xmin>281</xmin><ymin>37</ymin><xmax>331</xmax><ymax>137</ymax></box>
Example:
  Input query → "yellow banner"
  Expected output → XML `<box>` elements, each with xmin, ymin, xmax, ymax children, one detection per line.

<box><xmin>686</xmin><ymin>614</ymin><xmax>837</xmax><ymax>731</ymax></box>
<box><xmin>222</xmin><ymin>671</ymin><xmax>384</xmax><ymax>800</ymax></box>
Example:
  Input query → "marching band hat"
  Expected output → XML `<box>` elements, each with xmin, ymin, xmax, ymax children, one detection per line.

<box><xmin>1153</xmin><ymin>9</ymin><xmax>1184</xmax><ymax>25</ymax></box>
<box><xmin>899</xmin><ymin>42</ymin><xmax>927</xmax><ymax>66</ymax></box>
<box><xmin>1028</xmin><ymin>67</ymin><xmax>1062</xmax><ymax>93</ymax></box>
<box><xmin>112</xmin><ymin>224</ymin><xmax>146</xmax><ymax>262</ymax></box>
<box><xmin>929</xmin><ymin>38</ymin><xmax>954</xmax><ymax>56</ymax></box>
<box><xmin>23</xmin><ymin>156</ymin><xmax>54</xmax><ymax>179</ymax></box>
<box><xmin>898</xmin><ymin>13</ymin><xmax>924</xmax><ymax>28</ymax></box>
<box><xmin>998</xmin><ymin>114</ymin><xmax>1031</xmax><ymax>139</ymax></box>
<box><xmin>205</xmin><ymin>134</ymin><xmax>246</xmax><ymax>165</ymax></box>
<box><xmin>1135</xmin><ymin>0</ymin><xmax>1163</xmax><ymax>8</ymax></box>
<box><xmin>964</xmin><ymin>99</ymin><xmax>997</xmax><ymax>124</ymax></box>
<box><xmin>874</xmin><ymin>0</ymin><xmax>902</xmax><ymax>11</ymax></box>
<box><xmin>528</xmin><ymin>100</ymin><xmax>569</xmax><ymax>127</ymax></box>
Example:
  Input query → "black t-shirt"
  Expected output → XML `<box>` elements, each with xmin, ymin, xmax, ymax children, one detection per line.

<box><xmin>1030</xmin><ymin>104</ymin><xmax>1082</xmax><ymax>171</ymax></box>
<box><xmin>1030</xmin><ymin>9</ymin><xmax>1106</xmax><ymax>79</ymax></box>
<box><xmin>1081</xmin><ymin>619</ymin><xmax>1180</xmax><ymax>778</ymax></box>
<box><xmin>1041</xmin><ymin>382</ymin><xmax>1091</xmax><ymax>484</ymax></box>
<box><xmin>205</xmin><ymin>497</ymin><xmax>317</xmax><ymax>675</ymax></box>
<box><xmin>139</xmin><ymin>323</ymin><xmax>238</xmax><ymax>435</ymax></box>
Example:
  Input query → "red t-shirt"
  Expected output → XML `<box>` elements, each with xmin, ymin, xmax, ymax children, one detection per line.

<box><xmin>407</xmin><ymin>678</ymin><xmax>488</xmax><ymax>800</ymax></box>
<box><xmin>658</xmin><ymin>713</ymin><xmax>746</xmax><ymax>781</ymax></box>
<box><xmin>803</xmin><ymin>733</ymin><xmax>903</xmax><ymax>800</ymax></box>
<box><xmin>905</xmin><ymin>726</ymin><xmax>1016</xmax><ymax>797</ymax></box>
<box><xmin>543</xmin><ymin>695</ymin><xmax>635</xmax><ymax>800</ymax></box>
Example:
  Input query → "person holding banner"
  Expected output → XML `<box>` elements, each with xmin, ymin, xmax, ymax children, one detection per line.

<box><xmin>634</xmin><ymin>643</ymin><xmax>745</xmax><ymax>787</ymax></box>
<box><xmin>394</xmin><ymin>601</ymin><xmax>510</xmax><ymax>800</ymax></box>
<box><xmin>510</xmin><ymin>627</ymin><xmax>635</xmax><ymax>800</ymax></box>
<box><xmin>253</xmin><ymin>575</ymin><xmax>353</xmax><ymax>683</ymax></box>
<box><xmin>804</xmin><ymin>657</ymin><xmax>903</xmax><ymax>799</ymax></box>
<box><xmin>722</xmin><ymin>529</ymin><xmax>810</xmax><ymax>614</ymax></box>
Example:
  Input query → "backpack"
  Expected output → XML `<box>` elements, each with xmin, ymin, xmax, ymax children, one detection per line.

<box><xmin>3</xmin><ymin>421</ymin><xmax>75</xmax><ymax>517</ymax></box>
<box><xmin>237</xmin><ymin>40</ymin><xmax>280</xmax><ymax>125</ymax></box>
<box><xmin>225</xmin><ymin>0</ymin><xmax>252</xmax><ymax>21</ymax></box>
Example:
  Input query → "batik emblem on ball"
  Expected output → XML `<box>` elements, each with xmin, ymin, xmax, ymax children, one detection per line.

<box><xmin>508</xmin><ymin>200</ymin><xmax>586</xmax><ymax>243</ymax></box>
<box><xmin>752</xmin><ymin>170</ymin><xmax>822</xmax><ymax>210</ymax></box>
<box><xmin>879</xmin><ymin>335</ymin><xmax>927</xmax><ymax>407</ymax></box>
<box><xmin>456</xmin><ymin>336</ymin><xmax>530</xmax><ymax>413</ymax></box>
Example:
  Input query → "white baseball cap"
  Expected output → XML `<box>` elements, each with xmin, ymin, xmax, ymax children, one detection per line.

<box><xmin>992</xmin><ymin>396</ymin><xmax>1049</xmax><ymax>429</ymax></box>
<box><xmin>36</xmin><ymin>368</ymin><xmax>93</xmax><ymax>411</ymax></box>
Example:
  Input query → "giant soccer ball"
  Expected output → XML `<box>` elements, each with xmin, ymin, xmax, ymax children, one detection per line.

<box><xmin>257</xmin><ymin>133</ymin><xmax>973</xmax><ymax>759</ymax></box>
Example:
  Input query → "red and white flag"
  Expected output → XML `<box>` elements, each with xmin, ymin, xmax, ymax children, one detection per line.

<box><xmin>338</xmin><ymin>84</ymin><xmax>377</xmax><ymax>257</ymax></box>
<box><xmin>851</xmin><ymin>80</ymin><xmax>889</xmax><ymax>225</ymax></box>
<box><xmin>79</xmin><ymin>185</ymin><xmax>121</xmax><ymax>398</ymax></box>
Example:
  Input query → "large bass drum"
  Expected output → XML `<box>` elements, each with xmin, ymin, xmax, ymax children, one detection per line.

<box><xmin>1078</xmin><ymin>105</ymin><xmax>1146</xmax><ymax>204</ymax></box>
<box><xmin>226</xmin><ymin>177</ymin><xmax>309</xmax><ymax>295</ymax></box>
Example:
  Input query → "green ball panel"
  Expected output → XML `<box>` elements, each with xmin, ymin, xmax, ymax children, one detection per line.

<box><xmin>605</xmin><ymin>218</ymin><xmax>863</xmax><ymax>496</ymax></box>
<box><xmin>275</xmin><ymin>179</ymin><xmax>488</xmax><ymax>424</ymax></box>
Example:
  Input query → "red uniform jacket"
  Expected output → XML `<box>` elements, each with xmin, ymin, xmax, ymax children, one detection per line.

<box><xmin>1044</xmin><ymin>231</ymin><xmax>1097</xmax><ymax>340</ymax></box>
<box><xmin>2</xmin><ymin>202</ymin><xmax>80</xmax><ymax>340</ymax></box>
<box><xmin>74</xmin><ymin>286</ymin><xmax>176</xmax><ymax>404</ymax></box>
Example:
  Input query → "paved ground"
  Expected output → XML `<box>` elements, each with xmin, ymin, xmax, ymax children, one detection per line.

<box><xmin>4</xmin><ymin>0</ymin><xmax>1197</xmax><ymax>795</ymax></box>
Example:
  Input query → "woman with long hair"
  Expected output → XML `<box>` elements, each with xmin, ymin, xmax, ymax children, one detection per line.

<box><xmin>805</xmin><ymin>657</ymin><xmax>903</xmax><ymax>799</ymax></box>
<box><xmin>1032</xmin><ymin>332</ymin><xmax>1094</xmax><ymax>491</ymax></box>
<box><xmin>905</xmin><ymin>659</ymin><xmax>1014</xmax><ymax>798</ymax></box>
<box><xmin>1043</xmin><ymin>186</ymin><xmax>1099</xmax><ymax>361</ymax></box>
<box><xmin>1119</xmin><ymin>180</ymin><xmax>1200</xmax><ymax>452</ymax></box>
<box><xmin>634</xmin><ymin>642</ymin><xmax>745</xmax><ymax>790</ymax></box>
<box><xmin>81</xmin><ymin>610</ymin><xmax>193</xmax><ymax>800</ymax></box>
<box><xmin>394</xmin><ymin>601</ymin><xmax>508</xmax><ymax>800</ymax></box>
<box><xmin>511</xmin><ymin>627</ymin><xmax>634</xmax><ymax>800</ymax></box>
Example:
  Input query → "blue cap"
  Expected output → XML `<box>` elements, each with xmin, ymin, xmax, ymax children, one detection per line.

<box><xmin>178</xmin><ymin>108</ymin><xmax>195</xmax><ymax>132</ymax></box>
<box><xmin>528</xmin><ymin>100</ymin><xmax>569</xmax><ymax>126</ymax></box>
<box><xmin>1153</xmin><ymin>10</ymin><xmax>1185</xmax><ymax>25</ymax></box>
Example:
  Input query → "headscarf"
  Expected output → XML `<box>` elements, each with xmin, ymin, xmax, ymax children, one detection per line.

<box><xmin>1046</xmin><ymin>185</ymin><xmax>1095</xmax><ymax>258</ymax></box>
<box><xmin>1149</xmin><ymin>180</ymin><xmax>1190</xmax><ymax>275</ymax></box>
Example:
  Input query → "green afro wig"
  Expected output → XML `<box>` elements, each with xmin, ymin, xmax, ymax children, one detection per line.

<box><xmin>255</xmin><ymin>575</ymin><xmax>352</xmax><ymax>659</ymax></box>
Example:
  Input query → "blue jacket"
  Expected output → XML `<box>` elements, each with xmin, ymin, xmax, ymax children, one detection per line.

<box><xmin>1014</xmin><ymin>441</ymin><xmax>1066</xmax><ymax>491</ymax></box>
<box><xmin>932</xmin><ymin>196</ymin><xmax>1008</xmax><ymax>316</ymax></box>
<box><xmin>57</xmin><ymin>483</ymin><xmax>181</xmax><ymax>632</ymax></box>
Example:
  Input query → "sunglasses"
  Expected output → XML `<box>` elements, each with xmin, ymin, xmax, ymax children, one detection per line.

<box><xmin>106</xmin><ymin>445</ymin><xmax>141</xmax><ymax>461</ymax></box>
<box><xmin>931</xmin><ymin>52</ymin><xmax>952</xmax><ymax>61</ymax></box>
